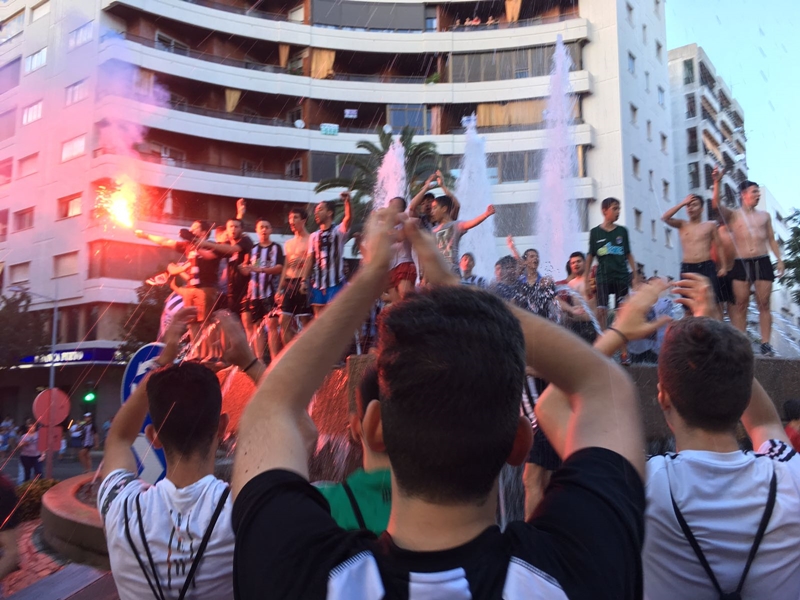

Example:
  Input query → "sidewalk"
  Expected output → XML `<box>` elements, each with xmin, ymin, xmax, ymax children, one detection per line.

<box><xmin>3</xmin><ymin>520</ymin><xmax>66</xmax><ymax>596</ymax></box>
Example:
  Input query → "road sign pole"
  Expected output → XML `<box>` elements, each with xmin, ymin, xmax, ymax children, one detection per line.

<box><xmin>45</xmin><ymin>281</ymin><xmax>58</xmax><ymax>479</ymax></box>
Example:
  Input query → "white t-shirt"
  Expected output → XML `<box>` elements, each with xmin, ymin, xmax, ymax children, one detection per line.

<box><xmin>643</xmin><ymin>439</ymin><xmax>800</xmax><ymax>600</ymax></box>
<box><xmin>98</xmin><ymin>469</ymin><xmax>234</xmax><ymax>600</ymax></box>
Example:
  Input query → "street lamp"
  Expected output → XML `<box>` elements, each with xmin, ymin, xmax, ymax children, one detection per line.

<box><xmin>8</xmin><ymin>282</ymin><xmax>58</xmax><ymax>478</ymax></box>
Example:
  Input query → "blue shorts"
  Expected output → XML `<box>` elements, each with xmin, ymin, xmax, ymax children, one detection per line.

<box><xmin>310</xmin><ymin>283</ymin><xmax>344</xmax><ymax>306</ymax></box>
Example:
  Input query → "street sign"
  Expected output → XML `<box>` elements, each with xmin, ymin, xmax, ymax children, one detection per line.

<box><xmin>37</xmin><ymin>426</ymin><xmax>63</xmax><ymax>454</ymax></box>
<box><xmin>121</xmin><ymin>343</ymin><xmax>167</xmax><ymax>484</ymax></box>
<box><xmin>32</xmin><ymin>388</ymin><xmax>70</xmax><ymax>426</ymax></box>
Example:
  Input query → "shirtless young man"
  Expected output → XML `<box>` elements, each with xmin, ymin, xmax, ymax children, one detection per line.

<box><xmin>661</xmin><ymin>194</ymin><xmax>726</xmax><ymax>316</ymax></box>
<box><xmin>712</xmin><ymin>167</ymin><xmax>785</xmax><ymax>355</ymax></box>
<box><xmin>275</xmin><ymin>207</ymin><xmax>313</xmax><ymax>346</ymax></box>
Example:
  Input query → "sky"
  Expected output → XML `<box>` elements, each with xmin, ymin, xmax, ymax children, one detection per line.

<box><xmin>665</xmin><ymin>0</ymin><xmax>798</xmax><ymax>211</ymax></box>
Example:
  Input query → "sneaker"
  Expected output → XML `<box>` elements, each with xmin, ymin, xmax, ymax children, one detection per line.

<box><xmin>760</xmin><ymin>343</ymin><xmax>775</xmax><ymax>357</ymax></box>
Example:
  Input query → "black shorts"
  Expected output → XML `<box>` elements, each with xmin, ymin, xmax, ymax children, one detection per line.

<box><xmin>681</xmin><ymin>260</ymin><xmax>722</xmax><ymax>303</ymax></box>
<box><xmin>595</xmin><ymin>279</ymin><xmax>629</xmax><ymax>309</ymax></box>
<box><xmin>731</xmin><ymin>256</ymin><xmax>775</xmax><ymax>283</ymax></box>
<box><xmin>718</xmin><ymin>272</ymin><xmax>735</xmax><ymax>304</ymax></box>
<box><xmin>281</xmin><ymin>278</ymin><xmax>312</xmax><ymax>318</ymax></box>
<box><xmin>248</xmin><ymin>297</ymin><xmax>276</xmax><ymax>323</ymax></box>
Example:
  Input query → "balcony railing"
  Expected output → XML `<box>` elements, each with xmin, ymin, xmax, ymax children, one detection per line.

<box><xmin>331</xmin><ymin>72</ymin><xmax>427</xmax><ymax>84</ymax></box>
<box><xmin>93</xmin><ymin>147</ymin><xmax>303</xmax><ymax>181</ymax></box>
<box><xmin>180</xmin><ymin>0</ymin><xmax>287</xmax><ymax>21</ymax></box>
<box><xmin>447</xmin><ymin>12</ymin><xmax>576</xmax><ymax>32</ymax></box>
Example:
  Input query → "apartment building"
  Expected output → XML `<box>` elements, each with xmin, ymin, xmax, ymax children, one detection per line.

<box><xmin>0</xmin><ymin>0</ymin><xmax>678</xmax><ymax>418</ymax></box>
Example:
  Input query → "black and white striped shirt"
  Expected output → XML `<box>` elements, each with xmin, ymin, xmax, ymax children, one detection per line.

<box><xmin>249</xmin><ymin>242</ymin><xmax>284</xmax><ymax>300</ymax></box>
<box><xmin>308</xmin><ymin>225</ymin><xmax>347</xmax><ymax>290</ymax></box>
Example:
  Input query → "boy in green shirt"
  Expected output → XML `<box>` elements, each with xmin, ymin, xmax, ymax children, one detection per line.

<box><xmin>317</xmin><ymin>366</ymin><xmax>391</xmax><ymax>534</ymax></box>
<box><xmin>585</xmin><ymin>197</ymin><xmax>639</xmax><ymax>330</ymax></box>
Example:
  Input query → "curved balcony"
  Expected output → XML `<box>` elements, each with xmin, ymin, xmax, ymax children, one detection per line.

<box><xmin>100</xmin><ymin>34</ymin><xmax>592</xmax><ymax>104</ymax></box>
<box><xmin>101</xmin><ymin>0</ymin><xmax>589</xmax><ymax>54</ymax></box>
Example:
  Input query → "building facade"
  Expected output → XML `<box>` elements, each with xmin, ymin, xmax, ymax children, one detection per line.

<box><xmin>0</xmin><ymin>0</ymin><xmax>678</xmax><ymax>420</ymax></box>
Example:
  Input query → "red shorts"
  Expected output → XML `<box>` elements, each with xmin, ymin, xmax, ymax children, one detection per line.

<box><xmin>390</xmin><ymin>262</ymin><xmax>417</xmax><ymax>290</ymax></box>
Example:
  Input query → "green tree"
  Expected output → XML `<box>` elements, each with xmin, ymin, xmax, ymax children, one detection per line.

<box><xmin>118</xmin><ymin>282</ymin><xmax>173</xmax><ymax>358</ymax></box>
<box><xmin>0</xmin><ymin>293</ymin><xmax>49</xmax><ymax>368</ymax></box>
<box><xmin>780</xmin><ymin>210</ymin><xmax>800</xmax><ymax>305</ymax></box>
<box><xmin>314</xmin><ymin>126</ymin><xmax>451</xmax><ymax>225</ymax></box>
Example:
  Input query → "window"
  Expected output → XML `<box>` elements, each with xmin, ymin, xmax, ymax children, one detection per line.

<box><xmin>651</xmin><ymin>219</ymin><xmax>657</xmax><ymax>241</ymax></box>
<box><xmin>387</xmin><ymin>104</ymin><xmax>431</xmax><ymax>135</ymax></box>
<box><xmin>425</xmin><ymin>17</ymin><xmax>437</xmax><ymax>31</ymax></box>
<box><xmin>630</xmin><ymin>103</ymin><xmax>638</xmax><ymax>125</ymax></box>
<box><xmin>648</xmin><ymin>170</ymin><xmax>654</xmax><ymax>191</ymax></box>
<box><xmin>67</xmin><ymin>22</ymin><xmax>93</xmax><ymax>50</ymax></box>
<box><xmin>0</xmin><ymin>109</ymin><xmax>15</xmax><ymax>141</ymax></box>
<box><xmin>13</xmin><ymin>207</ymin><xmax>33</xmax><ymax>231</ymax></box>
<box><xmin>57</xmin><ymin>193</ymin><xmax>81</xmax><ymax>218</ymax></box>
<box><xmin>0</xmin><ymin>158</ymin><xmax>11</xmax><ymax>185</ymax></box>
<box><xmin>660</xmin><ymin>133</ymin><xmax>668</xmax><ymax>153</ymax></box>
<box><xmin>9</xmin><ymin>261</ymin><xmax>30</xmax><ymax>283</ymax></box>
<box><xmin>657</xmin><ymin>86</ymin><xmax>665</xmax><ymax>107</ymax></box>
<box><xmin>683</xmin><ymin>59</ymin><xmax>694</xmax><ymax>84</ymax></box>
<box><xmin>646</xmin><ymin>120</ymin><xmax>652</xmax><ymax>140</ymax></box>
<box><xmin>1</xmin><ymin>11</ymin><xmax>24</xmax><ymax>43</ymax></box>
<box><xmin>0</xmin><ymin>58</ymin><xmax>21</xmax><ymax>95</ymax></box>
<box><xmin>645</xmin><ymin>71</ymin><xmax>650</xmax><ymax>92</ymax></box>
<box><xmin>642</xmin><ymin>24</ymin><xmax>647</xmax><ymax>43</ymax></box>
<box><xmin>687</xmin><ymin>127</ymin><xmax>698</xmax><ymax>153</ymax></box>
<box><xmin>285</xmin><ymin>158</ymin><xmax>302</xmax><ymax>179</ymax></box>
<box><xmin>31</xmin><ymin>1</ymin><xmax>50</xmax><ymax>21</ymax></box>
<box><xmin>155</xmin><ymin>33</ymin><xmax>189</xmax><ymax>55</ymax></box>
<box><xmin>634</xmin><ymin>209</ymin><xmax>643</xmax><ymax>231</ymax></box>
<box><xmin>24</xmin><ymin>47</ymin><xmax>47</xmax><ymax>73</ymax></box>
<box><xmin>632</xmin><ymin>155</ymin><xmax>641</xmax><ymax>178</ymax></box>
<box><xmin>21</xmin><ymin>100</ymin><xmax>42</xmax><ymax>125</ymax></box>
<box><xmin>628</xmin><ymin>52</ymin><xmax>636</xmax><ymax>74</ymax></box>
<box><xmin>150</xmin><ymin>142</ymin><xmax>186</xmax><ymax>162</ymax></box>
<box><xmin>688</xmin><ymin>162</ymin><xmax>700</xmax><ymax>188</ymax></box>
<box><xmin>654</xmin><ymin>0</ymin><xmax>661</xmax><ymax>15</ymax></box>
<box><xmin>65</xmin><ymin>79</ymin><xmax>88</xmax><ymax>105</ymax></box>
<box><xmin>626</xmin><ymin>3</ymin><xmax>634</xmax><ymax>24</ymax></box>
<box><xmin>685</xmin><ymin>94</ymin><xmax>697</xmax><ymax>118</ymax></box>
<box><xmin>665</xmin><ymin>228</ymin><xmax>672</xmax><ymax>249</ymax></box>
<box><xmin>17</xmin><ymin>153</ymin><xmax>37</xmax><ymax>177</ymax></box>
<box><xmin>61</xmin><ymin>134</ymin><xmax>86</xmax><ymax>161</ymax></box>
<box><xmin>89</xmin><ymin>240</ymin><xmax>177</xmax><ymax>281</ymax></box>
<box><xmin>662</xmin><ymin>179</ymin><xmax>670</xmax><ymax>201</ymax></box>
<box><xmin>655</xmin><ymin>41</ymin><xmax>663</xmax><ymax>62</ymax></box>
<box><xmin>0</xmin><ymin>209</ymin><xmax>7</xmax><ymax>242</ymax></box>
<box><xmin>54</xmin><ymin>251</ymin><xmax>79</xmax><ymax>278</ymax></box>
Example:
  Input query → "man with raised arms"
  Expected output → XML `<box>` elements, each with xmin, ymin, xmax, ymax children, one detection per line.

<box><xmin>275</xmin><ymin>207</ymin><xmax>313</xmax><ymax>347</ymax></box>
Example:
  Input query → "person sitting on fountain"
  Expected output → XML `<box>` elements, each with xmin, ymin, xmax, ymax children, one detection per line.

<box><xmin>661</xmin><ymin>194</ymin><xmax>727</xmax><ymax>316</ymax></box>
<box><xmin>99</xmin><ymin>308</ymin><xmax>265</xmax><ymax>600</ymax></box>
<box><xmin>316</xmin><ymin>365</ymin><xmax>391</xmax><ymax>535</ymax></box>
<box><xmin>585</xmin><ymin>197</ymin><xmax>639</xmax><ymax>331</ymax></box>
<box><xmin>386</xmin><ymin>197</ymin><xmax>417</xmax><ymax>301</ymax></box>
<box><xmin>459</xmin><ymin>252</ymin><xmax>488</xmax><ymax>288</ymax></box>
<box><xmin>430</xmin><ymin>195</ymin><xmax>494</xmax><ymax>274</ymax></box>
<box><xmin>408</xmin><ymin>171</ymin><xmax>461</xmax><ymax>230</ymax></box>
<box><xmin>506</xmin><ymin>237</ymin><xmax>542</xmax><ymax>286</ymax></box>
<box><xmin>231</xmin><ymin>207</ymin><xmax>645</xmax><ymax>599</ymax></box>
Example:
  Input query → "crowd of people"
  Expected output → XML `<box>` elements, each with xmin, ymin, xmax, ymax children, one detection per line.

<box><xmin>86</xmin><ymin>163</ymin><xmax>800</xmax><ymax>600</ymax></box>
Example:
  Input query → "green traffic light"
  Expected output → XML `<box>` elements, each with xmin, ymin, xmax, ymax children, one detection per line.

<box><xmin>84</xmin><ymin>391</ymin><xmax>96</xmax><ymax>402</ymax></box>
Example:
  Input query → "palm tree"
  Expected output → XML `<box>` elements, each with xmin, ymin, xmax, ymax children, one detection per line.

<box><xmin>314</xmin><ymin>126</ymin><xmax>451</xmax><ymax>224</ymax></box>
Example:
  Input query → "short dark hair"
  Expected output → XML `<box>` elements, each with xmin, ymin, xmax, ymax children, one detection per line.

<box><xmin>355</xmin><ymin>365</ymin><xmax>379</xmax><ymax>420</ymax></box>
<box><xmin>659</xmin><ymin>318</ymin><xmax>754</xmax><ymax>432</ymax></box>
<box><xmin>523</xmin><ymin>248</ymin><xmax>539</xmax><ymax>259</ymax></box>
<box><xmin>601</xmin><ymin>197</ymin><xmax>621</xmax><ymax>211</ymax></box>
<box><xmin>377</xmin><ymin>286</ymin><xmax>525</xmax><ymax>503</ymax></box>
<box><xmin>422</xmin><ymin>192</ymin><xmax>435</xmax><ymax>201</ymax></box>
<box><xmin>147</xmin><ymin>363</ymin><xmax>222</xmax><ymax>457</ymax></box>
<box><xmin>569</xmin><ymin>251</ymin><xmax>585</xmax><ymax>261</ymax></box>
<box><xmin>227</xmin><ymin>218</ymin><xmax>243</xmax><ymax>226</ymax></box>
<box><xmin>289</xmin><ymin>207</ymin><xmax>308</xmax><ymax>220</ymax></box>
<box><xmin>784</xmin><ymin>399</ymin><xmax>800</xmax><ymax>422</ymax></box>
<box><xmin>255</xmin><ymin>218</ymin><xmax>272</xmax><ymax>228</ymax></box>
<box><xmin>322</xmin><ymin>200</ymin><xmax>337</xmax><ymax>214</ymax></box>
<box><xmin>432</xmin><ymin>195</ymin><xmax>453</xmax><ymax>212</ymax></box>
<box><xmin>739</xmin><ymin>180</ymin><xmax>759</xmax><ymax>193</ymax></box>
<box><xmin>461</xmin><ymin>252</ymin><xmax>475</xmax><ymax>262</ymax></box>
<box><xmin>390</xmin><ymin>196</ymin><xmax>407</xmax><ymax>211</ymax></box>
<box><xmin>196</xmin><ymin>220</ymin><xmax>212</xmax><ymax>233</ymax></box>
<box><xmin>496</xmin><ymin>255</ymin><xmax>517</xmax><ymax>270</ymax></box>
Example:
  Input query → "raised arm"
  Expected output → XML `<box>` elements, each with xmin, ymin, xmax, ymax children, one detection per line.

<box><xmin>408</xmin><ymin>173</ymin><xmax>437</xmax><ymax>215</ymax></box>
<box><xmin>710</xmin><ymin>167</ymin><xmax>735</xmax><ymax>224</ymax></box>
<box><xmin>231</xmin><ymin>210</ymin><xmax>395</xmax><ymax>497</ymax></box>
<box><xmin>101</xmin><ymin>307</ymin><xmax>196</xmax><ymax>480</ymax></box>
<box><xmin>506</xmin><ymin>235</ymin><xmax>522</xmax><ymax>261</ymax></box>
<box><xmin>198</xmin><ymin>240</ymin><xmax>242</xmax><ymax>256</ymax></box>
<box><xmin>236</xmin><ymin>198</ymin><xmax>246</xmax><ymax>221</ymax></box>
<box><xmin>339</xmin><ymin>192</ymin><xmax>352</xmax><ymax>234</ymax></box>
<box><xmin>135</xmin><ymin>230</ymin><xmax>178</xmax><ymax>250</ymax></box>
<box><xmin>661</xmin><ymin>196</ymin><xmax>690</xmax><ymax>228</ymax></box>
<box><xmin>459</xmin><ymin>204</ymin><xmax>495</xmax><ymax>233</ymax></box>
<box><xmin>437</xmin><ymin>170</ymin><xmax>460</xmax><ymax>219</ymax></box>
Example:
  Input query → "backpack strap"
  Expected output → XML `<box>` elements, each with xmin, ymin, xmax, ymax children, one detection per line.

<box><xmin>342</xmin><ymin>481</ymin><xmax>368</xmax><ymax>531</ymax></box>
<box><xmin>670</xmin><ymin>469</ymin><xmax>777</xmax><ymax>599</ymax></box>
<box><xmin>177</xmin><ymin>486</ymin><xmax>231</xmax><ymax>600</ymax></box>
<box><xmin>124</xmin><ymin>495</ymin><xmax>165</xmax><ymax>600</ymax></box>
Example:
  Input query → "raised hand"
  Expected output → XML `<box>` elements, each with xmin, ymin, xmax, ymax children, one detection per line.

<box><xmin>404</xmin><ymin>218</ymin><xmax>459</xmax><ymax>287</ymax></box>
<box><xmin>674</xmin><ymin>272</ymin><xmax>719</xmax><ymax>319</ymax></box>
<box><xmin>486</xmin><ymin>204</ymin><xmax>496</xmax><ymax>216</ymax></box>
<box><xmin>712</xmin><ymin>166</ymin><xmax>725</xmax><ymax>183</ymax></box>
<box><xmin>215</xmin><ymin>310</ymin><xmax>257</xmax><ymax>369</ymax></box>
<box><xmin>360</xmin><ymin>207</ymin><xmax>400</xmax><ymax>270</ymax></box>
<box><xmin>161</xmin><ymin>307</ymin><xmax>197</xmax><ymax>363</ymax></box>
<box><xmin>612</xmin><ymin>278</ymin><xmax>673</xmax><ymax>342</ymax></box>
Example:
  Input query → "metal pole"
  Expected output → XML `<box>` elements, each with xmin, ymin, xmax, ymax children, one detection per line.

<box><xmin>45</xmin><ymin>281</ymin><xmax>58</xmax><ymax>479</ymax></box>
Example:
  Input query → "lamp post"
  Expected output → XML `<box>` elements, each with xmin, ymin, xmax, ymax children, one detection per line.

<box><xmin>9</xmin><ymin>282</ymin><xmax>59</xmax><ymax>478</ymax></box>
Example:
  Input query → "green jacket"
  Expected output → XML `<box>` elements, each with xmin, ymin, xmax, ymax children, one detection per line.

<box><xmin>317</xmin><ymin>468</ymin><xmax>391</xmax><ymax>535</ymax></box>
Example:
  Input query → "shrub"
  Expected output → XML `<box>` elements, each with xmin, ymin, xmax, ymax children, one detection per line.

<box><xmin>14</xmin><ymin>479</ymin><xmax>59</xmax><ymax>522</ymax></box>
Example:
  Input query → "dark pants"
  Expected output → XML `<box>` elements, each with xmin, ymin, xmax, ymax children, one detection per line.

<box><xmin>21</xmin><ymin>455</ymin><xmax>42</xmax><ymax>481</ymax></box>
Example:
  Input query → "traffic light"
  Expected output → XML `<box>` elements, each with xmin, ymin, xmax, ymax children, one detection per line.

<box><xmin>82</xmin><ymin>383</ymin><xmax>97</xmax><ymax>403</ymax></box>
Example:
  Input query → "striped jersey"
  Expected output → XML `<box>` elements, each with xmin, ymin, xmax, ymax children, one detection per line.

<box><xmin>308</xmin><ymin>225</ymin><xmax>347</xmax><ymax>290</ymax></box>
<box><xmin>248</xmin><ymin>242</ymin><xmax>284</xmax><ymax>300</ymax></box>
<box><xmin>233</xmin><ymin>448</ymin><xmax>645</xmax><ymax>599</ymax></box>
<box><xmin>158</xmin><ymin>292</ymin><xmax>184</xmax><ymax>341</ymax></box>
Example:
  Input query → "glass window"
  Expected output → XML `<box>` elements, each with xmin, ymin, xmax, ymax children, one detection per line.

<box><xmin>630</xmin><ymin>103</ymin><xmax>638</xmax><ymax>125</ymax></box>
<box><xmin>658</xmin><ymin>86</ymin><xmax>665</xmax><ymax>107</ymax></box>
<box><xmin>89</xmin><ymin>240</ymin><xmax>176</xmax><ymax>280</ymax></box>
<box><xmin>645</xmin><ymin>71</ymin><xmax>650</xmax><ymax>92</ymax></box>
<box><xmin>687</xmin><ymin>128</ymin><xmax>698</xmax><ymax>153</ymax></box>
<box><xmin>655</xmin><ymin>41</ymin><xmax>663</xmax><ymax>61</ymax></box>
<box><xmin>61</xmin><ymin>134</ymin><xmax>86</xmax><ymax>162</ymax></box>
<box><xmin>0</xmin><ymin>209</ymin><xmax>7</xmax><ymax>242</ymax></box>
<box><xmin>9</xmin><ymin>261</ymin><xmax>30</xmax><ymax>283</ymax></box>
<box><xmin>54</xmin><ymin>251</ymin><xmax>79</xmax><ymax>277</ymax></box>
<box><xmin>683</xmin><ymin>59</ymin><xmax>694</xmax><ymax>84</ymax></box>
<box><xmin>1</xmin><ymin>11</ymin><xmax>24</xmax><ymax>43</ymax></box>
<box><xmin>387</xmin><ymin>105</ymin><xmax>428</xmax><ymax>135</ymax></box>
<box><xmin>13</xmin><ymin>207</ymin><xmax>33</xmax><ymax>231</ymax></box>
<box><xmin>0</xmin><ymin>58</ymin><xmax>21</xmax><ymax>95</ymax></box>
<box><xmin>493</xmin><ymin>203</ymin><xmax>535</xmax><ymax>237</ymax></box>
<box><xmin>22</xmin><ymin>100</ymin><xmax>42</xmax><ymax>125</ymax></box>
<box><xmin>24</xmin><ymin>47</ymin><xmax>47</xmax><ymax>73</ymax></box>
<box><xmin>660</xmin><ymin>133</ymin><xmax>668</xmax><ymax>153</ymax></box>
<box><xmin>634</xmin><ymin>209</ymin><xmax>642</xmax><ymax>231</ymax></box>
<box><xmin>688</xmin><ymin>162</ymin><xmax>700</xmax><ymax>188</ymax></box>
<box><xmin>17</xmin><ymin>153</ymin><xmax>38</xmax><ymax>178</ymax></box>
<box><xmin>501</xmin><ymin>152</ymin><xmax>526</xmax><ymax>183</ymax></box>
<box><xmin>0</xmin><ymin>158</ymin><xmax>11</xmax><ymax>185</ymax></box>
<box><xmin>632</xmin><ymin>155</ymin><xmax>641</xmax><ymax>178</ymax></box>
<box><xmin>685</xmin><ymin>94</ymin><xmax>697</xmax><ymax>118</ymax></box>
<box><xmin>626</xmin><ymin>3</ymin><xmax>633</xmax><ymax>24</ymax></box>
<box><xmin>67</xmin><ymin>22</ymin><xmax>93</xmax><ymax>50</ymax></box>
<box><xmin>57</xmin><ymin>193</ymin><xmax>82</xmax><ymax>218</ymax></box>
<box><xmin>0</xmin><ymin>109</ymin><xmax>15</xmax><ymax>141</ymax></box>
<box><xmin>66</xmin><ymin>79</ymin><xmax>88</xmax><ymax>105</ymax></box>
<box><xmin>628</xmin><ymin>52</ymin><xmax>636</xmax><ymax>75</ymax></box>
<box><xmin>31</xmin><ymin>1</ymin><xmax>50</xmax><ymax>22</ymax></box>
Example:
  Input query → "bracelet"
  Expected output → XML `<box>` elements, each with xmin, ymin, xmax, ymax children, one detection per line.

<box><xmin>607</xmin><ymin>327</ymin><xmax>630</xmax><ymax>345</ymax></box>
<box><xmin>242</xmin><ymin>357</ymin><xmax>259</xmax><ymax>373</ymax></box>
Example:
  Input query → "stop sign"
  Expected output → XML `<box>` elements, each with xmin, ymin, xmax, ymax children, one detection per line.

<box><xmin>32</xmin><ymin>388</ymin><xmax>71</xmax><ymax>426</ymax></box>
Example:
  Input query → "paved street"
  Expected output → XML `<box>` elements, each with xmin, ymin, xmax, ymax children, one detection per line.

<box><xmin>2</xmin><ymin>450</ymin><xmax>103</xmax><ymax>484</ymax></box>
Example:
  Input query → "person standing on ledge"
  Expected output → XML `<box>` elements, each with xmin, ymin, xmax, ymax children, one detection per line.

<box><xmin>712</xmin><ymin>167</ymin><xmax>785</xmax><ymax>355</ymax></box>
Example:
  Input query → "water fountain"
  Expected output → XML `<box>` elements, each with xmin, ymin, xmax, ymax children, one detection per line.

<box><xmin>455</xmin><ymin>115</ymin><xmax>497</xmax><ymax>280</ymax></box>
<box><xmin>372</xmin><ymin>138</ymin><xmax>407</xmax><ymax>211</ymax></box>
